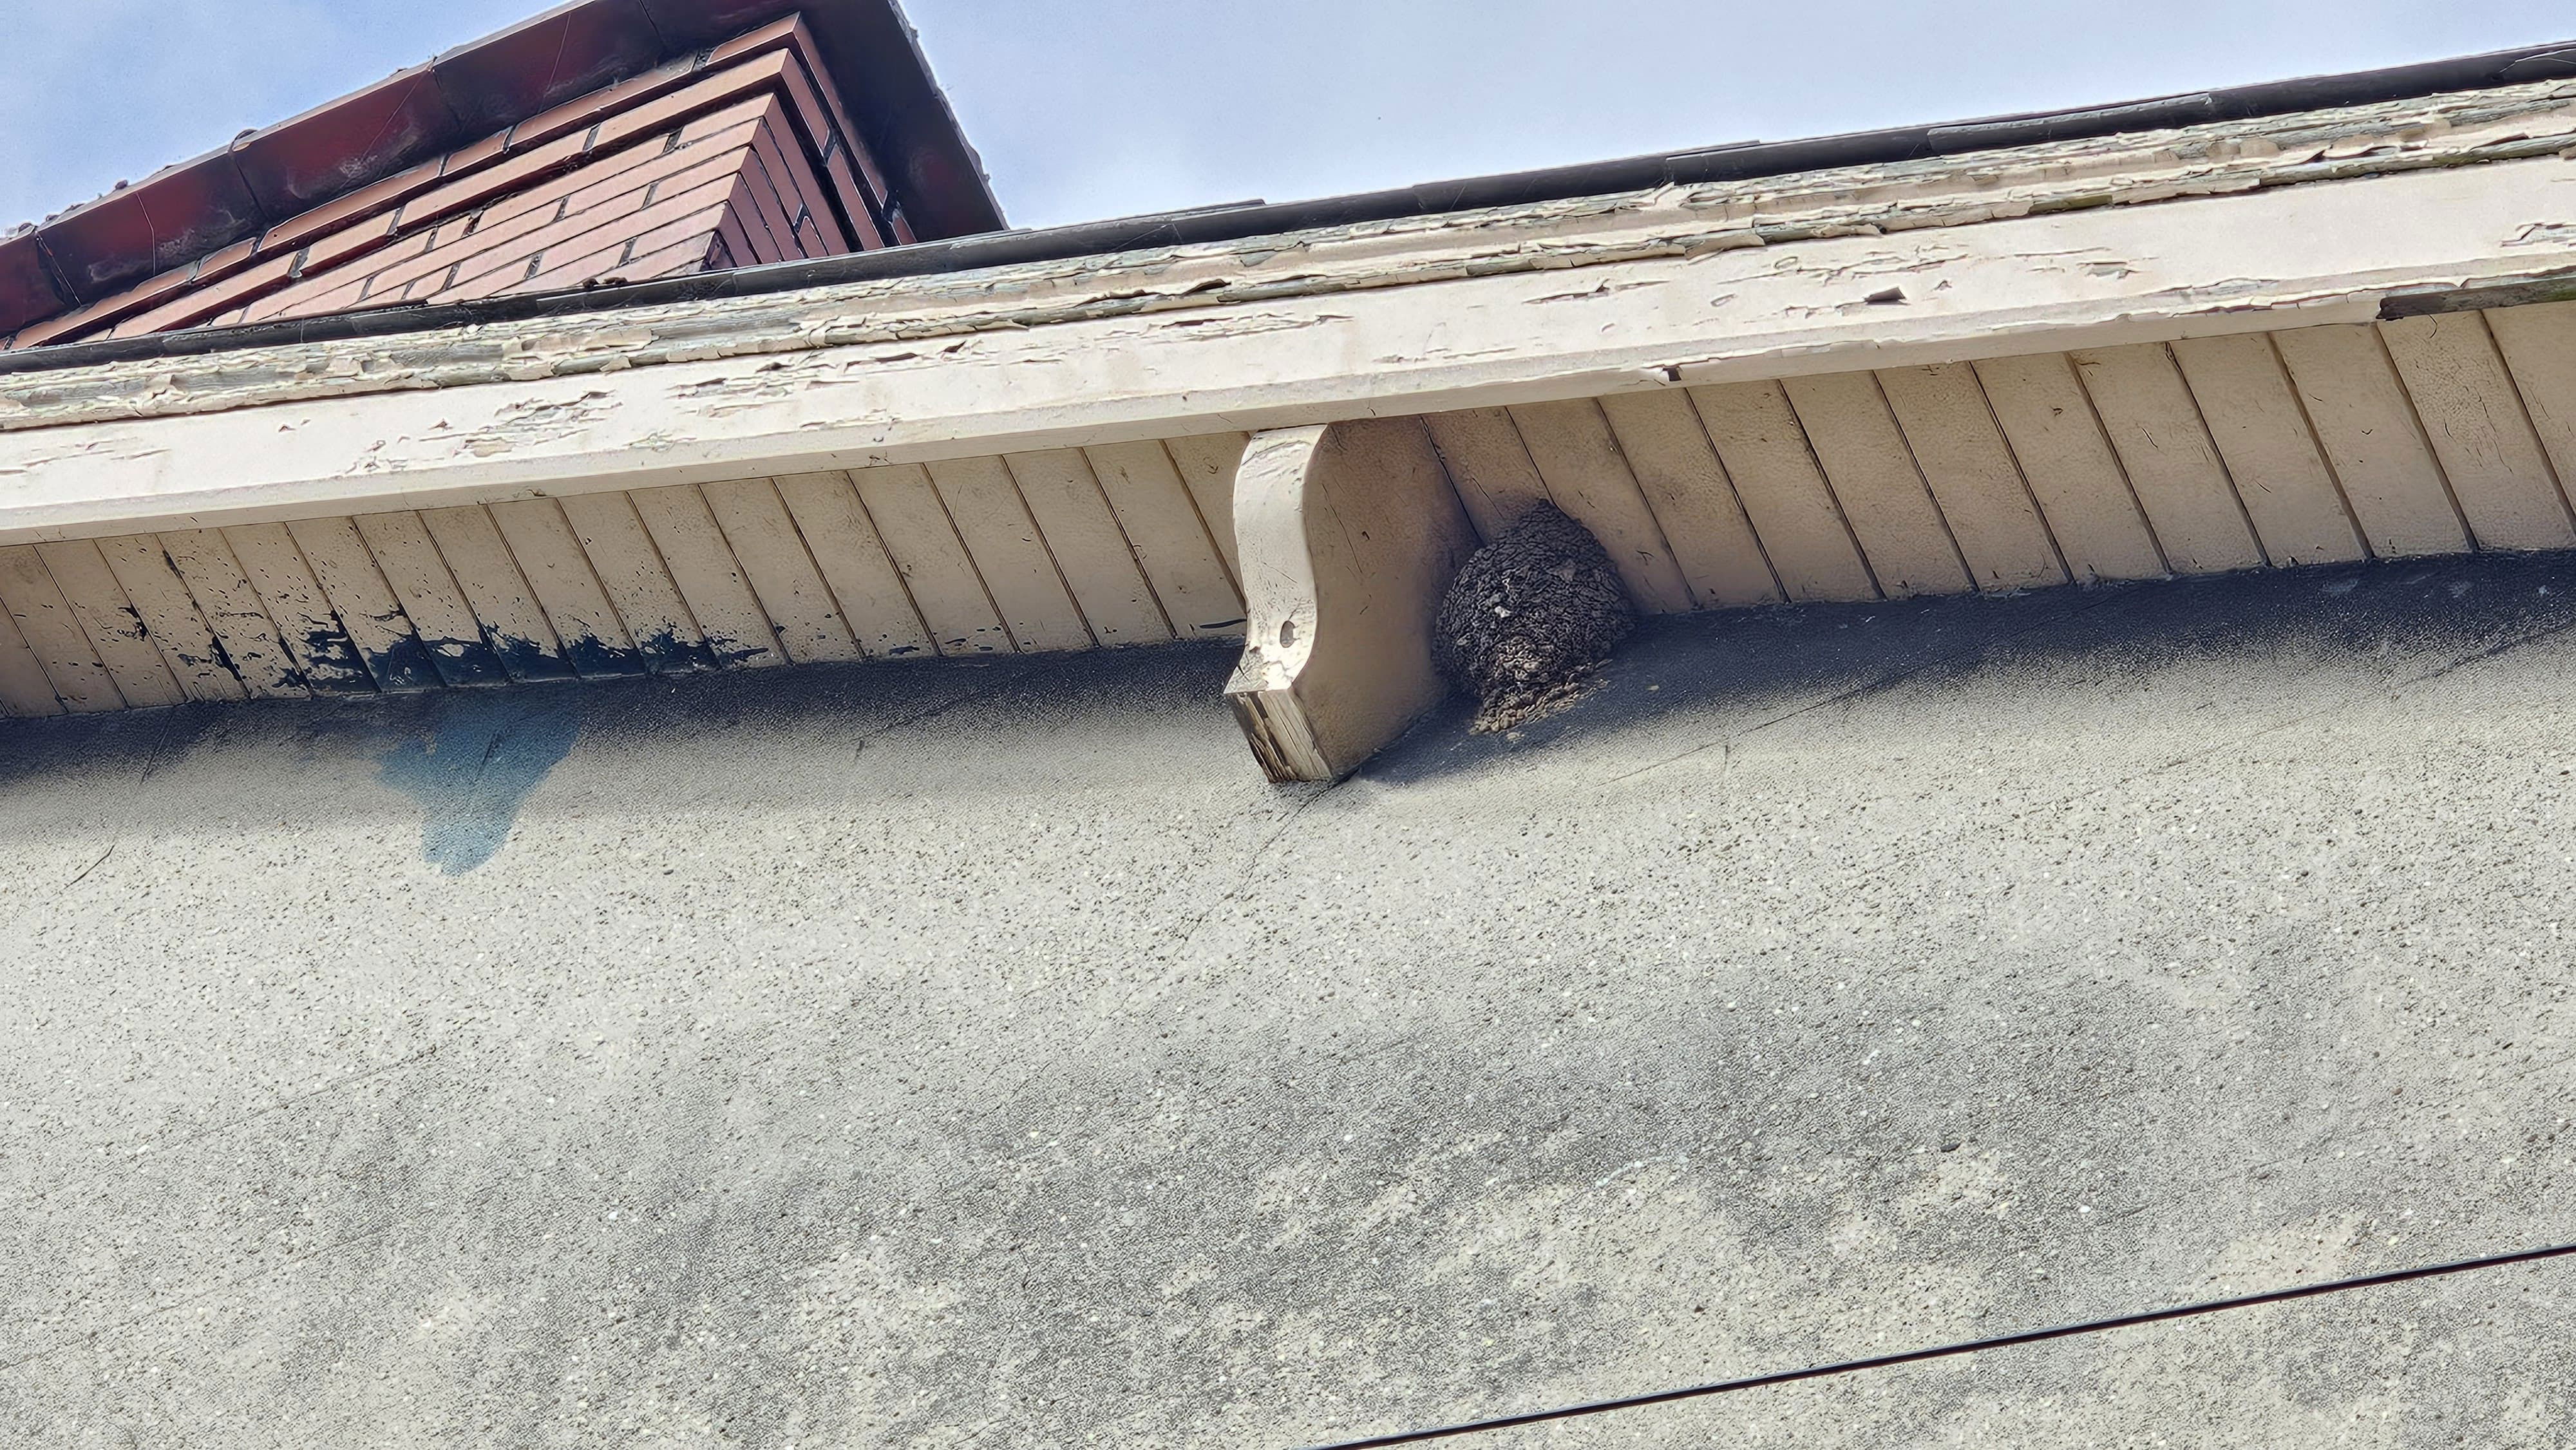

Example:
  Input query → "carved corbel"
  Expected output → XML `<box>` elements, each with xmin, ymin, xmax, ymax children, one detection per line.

<box><xmin>1224</xmin><ymin>418</ymin><xmax>1479</xmax><ymax>782</ymax></box>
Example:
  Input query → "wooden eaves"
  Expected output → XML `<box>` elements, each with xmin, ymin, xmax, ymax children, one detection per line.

<box><xmin>5</xmin><ymin>49</ymin><xmax>2576</xmax><ymax>779</ymax></box>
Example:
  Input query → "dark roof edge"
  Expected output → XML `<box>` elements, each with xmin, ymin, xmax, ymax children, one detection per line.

<box><xmin>5</xmin><ymin>35</ymin><xmax>2571</xmax><ymax>382</ymax></box>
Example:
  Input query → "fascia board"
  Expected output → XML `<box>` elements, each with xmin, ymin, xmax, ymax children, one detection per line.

<box><xmin>0</xmin><ymin>148</ymin><xmax>2570</xmax><ymax>544</ymax></box>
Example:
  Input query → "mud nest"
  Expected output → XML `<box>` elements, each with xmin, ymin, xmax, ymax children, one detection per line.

<box><xmin>1434</xmin><ymin>504</ymin><xmax>1637</xmax><ymax>733</ymax></box>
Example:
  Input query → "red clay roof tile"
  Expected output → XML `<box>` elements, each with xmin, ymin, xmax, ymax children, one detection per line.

<box><xmin>430</xmin><ymin>0</ymin><xmax>663</xmax><ymax>136</ymax></box>
<box><xmin>232</xmin><ymin>68</ymin><xmax>462</xmax><ymax>220</ymax></box>
<box><xmin>253</xmin><ymin>162</ymin><xmax>438</xmax><ymax>258</ymax></box>
<box><xmin>41</xmin><ymin>153</ymin><xmax>265</xmax><ymax>303</ymax></box>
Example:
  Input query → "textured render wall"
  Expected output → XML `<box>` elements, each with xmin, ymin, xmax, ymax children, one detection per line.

<box><xmin>2</xmin><ymin>554</ymin><xmax>2573</xmax><ymax>1447</ymax></box>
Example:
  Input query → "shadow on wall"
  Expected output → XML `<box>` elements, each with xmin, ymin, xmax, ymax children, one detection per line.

<box><xmin>3</xmin><ymin>557</ymin><xmax>2574</xmax><ymax>865</ymax></box>
<box><xmin>375</xmin><ymin>692</ymin><xmax>584</xmax><ymax>874</ymax></box>
<box><xmin>1364</xmin><ymin>551</ymin><xmax>2576</xmax><ymax>787</ymax></box>
<box><xmin>0</xmin><ymin>644</ymin><xmax>1248</xmax><ymax>862</ymax></box>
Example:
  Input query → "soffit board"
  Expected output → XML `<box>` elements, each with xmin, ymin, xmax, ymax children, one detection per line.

<box><xmin>7</xmin><ymin>288</ymin><xmax>2576</xmax><ymax>720</ymax></box>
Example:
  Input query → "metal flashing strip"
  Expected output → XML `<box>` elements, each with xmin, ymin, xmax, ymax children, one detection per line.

<box><xmin>2379</xmin><ymin>265</ymin><xmax>2576</xmax><ymax>319</ymax></box>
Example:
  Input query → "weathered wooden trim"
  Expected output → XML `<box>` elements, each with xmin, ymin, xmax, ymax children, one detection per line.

<box><xmin>11</xmin><ymin>76</ymin><xmax>2576</xmax><ymax>428</ymax></box>
<box><xmin>5</xmin><ymin>147</ymin><xmax>2576</xmax><ymax>546</ymax></box>
<box><xmin>1226</xmin><ymin>420</ymin><xmax>1478</xmax><ymax>783</ymax></box>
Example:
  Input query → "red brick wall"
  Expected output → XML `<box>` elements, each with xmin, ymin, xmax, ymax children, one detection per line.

<box><xmin>6</xmin><ymin>17</ymin><xmax>900</xmax><ymax>351</ymax></box>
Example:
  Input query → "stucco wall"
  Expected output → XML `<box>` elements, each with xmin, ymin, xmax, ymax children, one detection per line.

<box><xmin>3</xmin><ymin>554</ymin><xmax>2571</xmax><ymax>1447</ymax></box>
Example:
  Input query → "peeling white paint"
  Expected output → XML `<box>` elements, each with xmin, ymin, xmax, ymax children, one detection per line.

<box><xmin>0</xmin><ymin>80</ymin><xmax>2571</xmax><ymax>543</ymax></box>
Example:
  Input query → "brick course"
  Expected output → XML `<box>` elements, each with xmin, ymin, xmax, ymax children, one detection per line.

<box><xmin>6</xmin><ymin>21</ymin><xmax>889</xmax><ymax>350</ymax></box>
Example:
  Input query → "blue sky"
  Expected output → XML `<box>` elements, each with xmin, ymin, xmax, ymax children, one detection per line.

<box><xmin>3</xmin><ymin>0</ymin><xmax>2570</xmax><ymax>234</ymax></box>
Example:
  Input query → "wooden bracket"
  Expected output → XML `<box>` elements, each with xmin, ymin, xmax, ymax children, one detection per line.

<box><xmin>1224</xmin><ymin>419</ymin><xmax>1479</xmax><ymax>783</ymax></box>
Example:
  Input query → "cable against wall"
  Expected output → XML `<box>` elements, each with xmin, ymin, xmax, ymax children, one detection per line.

<box><xmin>1296</xmin><ymin>1238</ymin><xmax>2576</xmax><ymax>1450</ymax></box>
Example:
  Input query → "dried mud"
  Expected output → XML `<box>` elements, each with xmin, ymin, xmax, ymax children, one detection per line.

<box><xmin>1434</xmin><ymin>504</ymin><xmax>1636</xmax><ymax>733</ymax></box>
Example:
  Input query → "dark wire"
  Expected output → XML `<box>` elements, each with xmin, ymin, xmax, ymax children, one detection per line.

<box><xmin>1294</xmin><ymin>1238</ymin><xmax>2576</xmax><ymax>1450</ymax></box>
